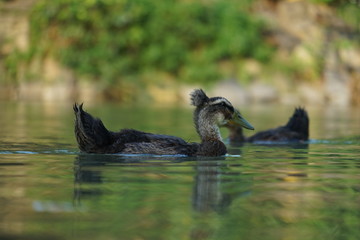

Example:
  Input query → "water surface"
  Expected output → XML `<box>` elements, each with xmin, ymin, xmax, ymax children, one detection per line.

<box><xmin>0</xmin><ymin>101</ymin><xmax>359</xmax><ymax>240</ymax></box>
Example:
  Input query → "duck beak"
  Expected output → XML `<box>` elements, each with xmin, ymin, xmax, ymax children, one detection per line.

<box><xmin>230</xmin><ymin>109</ymin><xmax>255</xmax><ymax>130</ymax></box>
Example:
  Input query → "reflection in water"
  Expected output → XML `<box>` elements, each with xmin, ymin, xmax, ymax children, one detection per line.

<box><xmin>73</xmin><ymin>154</ymin><xmax>252</xmax><ymax>216</ymax></box>
<box><xmin>73</xmin><ymin>154</ymin><xmax>125</xmax><ymax>206</ymax></box>
<box><xmin>192</xmin><ymin>157</ymin><xmax>250</xmax><ymax>214</ymax></box>
<box><xmin>73</xmin><ymin>142</ymin><xmax>310</xmax><ymax>215</ymax></box>
<box><xmin>192</xmin><ymin>158</ymin><xmax>224</xmax><ymax>213</ymax></box>
<box><xmin>192</xmin><ymin>144</ymin><xmax>309</xmax><ymax>213</ymax></box>
<box><xmin>73</xmin><ymin>154</ymin><xmax>188</xmax><ymax>205</ymax></box>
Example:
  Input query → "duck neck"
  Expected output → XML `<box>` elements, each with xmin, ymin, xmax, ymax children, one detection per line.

<box><xmin>196</xmin><ymin>111</ymin><xmax>222</xmax><ymax>143</ymax></box>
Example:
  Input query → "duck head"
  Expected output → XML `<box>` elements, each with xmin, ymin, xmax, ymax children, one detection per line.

<box><xmin>190</xmin><ymin>89</ymin><xmax>254</xmax><ymax>142</ymax></box>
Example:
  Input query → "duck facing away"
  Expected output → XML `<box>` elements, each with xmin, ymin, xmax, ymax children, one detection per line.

<box><xmin>74</xmin><ymin>89</ymin><xmax>254</xmax><ymax>157</ymax></box>
<box><xmin>225</xmin><ymin>107</ymin><xmax>309</xmax><ymax>143</ymax></box>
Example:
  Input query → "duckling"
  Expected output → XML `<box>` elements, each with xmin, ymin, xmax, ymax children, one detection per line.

<box><xmin>74</xmin><ymin>89</ymin><xmax>254</xmax><ymax>156</ymax></box>
<box><xmin>225</xmin><ymin>107</ymin><xmax>309</xmax><ymax>143</ymax></box>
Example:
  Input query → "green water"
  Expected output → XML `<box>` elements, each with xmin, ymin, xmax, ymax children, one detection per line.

<box><xmin>0</xmin><ymin>101</ymin><xmax>359</xmax><ymax>240</ymax></box>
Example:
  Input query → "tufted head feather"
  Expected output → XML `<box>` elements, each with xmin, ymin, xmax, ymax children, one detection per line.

<box><xmin>190</xmin><ymin>89</ymin><xmax>209</xmax><ymax>107</ymax></box>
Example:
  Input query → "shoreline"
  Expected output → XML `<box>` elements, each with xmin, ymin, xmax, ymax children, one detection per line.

<box><xmin>0</xmin><ymin>78</ymin><xmax>357</xmax><ymax>107</ymax></box>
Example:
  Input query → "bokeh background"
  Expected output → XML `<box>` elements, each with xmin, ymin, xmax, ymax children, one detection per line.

<box><xmin>0</xmin><ymin>0</ymin><xmax>359</xmax><ymax>106</ymax></box>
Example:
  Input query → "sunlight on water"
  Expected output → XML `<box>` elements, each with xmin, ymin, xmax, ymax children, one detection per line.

<box><xmin>0</xmin><ymin>101</ymin><xmax>359</xmax><ymax>240</ymax></box>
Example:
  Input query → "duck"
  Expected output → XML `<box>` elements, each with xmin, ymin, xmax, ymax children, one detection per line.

<box><xmin>73</xmin><ymin>89</ymin><xmax>255</xmax><ymax>156</ymax></box>
<box><xmin>225</xmin><ymin>107</ymin><xmax>309</xmax><ymax>143</ymax></box>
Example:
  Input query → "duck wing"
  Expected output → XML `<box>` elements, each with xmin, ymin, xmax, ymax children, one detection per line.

<box><xmin>144</xmin><ymin>133</ymin><xmax>189</xmax><ymax>145</ymax></box>
<box><xmin>122</xmin><ymin>141</ymin><xmax>199</xmax><ymax>156</ymax></box>
<box><xmin>247</xmin><ymin>126</ymin><xmax>306</xmax><ymax>142</ymax></box>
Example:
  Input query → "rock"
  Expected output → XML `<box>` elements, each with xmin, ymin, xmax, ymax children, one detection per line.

<box><xmin>340</xmin><ymin>46</ymin><xmax>360</xmax><ymax>69</ymax></box>
<box><xmin>248</xmin><ymin>81</ymin><xmax>279</xmax><ymax>103</ymax></box>
<box><xmin>349</xmin><ymin>67</ymin><xmax>360</xmax><ymax>106</ymax></box>
<box><xmin>293</xmin><ymin>45</ymin><xmax>316</xmax><ymax>67</ymax></box>
<box><xmin>323</xmin><ymin>50</ymin><xmax>351</xmax><ymax>105</ymax></box>
<box><xmin>276</xmin><ymin>0</ymin><xmax>330</xmax><ymax>43</ymax></box>
<box><xmin>297</xmin><ymin>83</ymin><xmax>324</xmax><ymax>105</ymax></box>
<box><xmin>268</xmin><ymin>29</ymin><xmax>301</xmax><ymax>54</ymax></box>
<box><xmin>211</xmin><ymin>79</ymin><xmax>250</xmax><ymax>105</ymax></box>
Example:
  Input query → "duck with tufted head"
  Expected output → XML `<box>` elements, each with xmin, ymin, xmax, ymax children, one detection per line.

<box><xmin>73</xmin><ymin>89</ymin><xmax>254</xmax><ymax>157</ymax></box>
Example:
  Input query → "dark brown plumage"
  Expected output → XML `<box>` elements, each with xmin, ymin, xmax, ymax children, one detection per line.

<box><xmin>226</xmin><ymin>107</ymin><xmax>309</xmax><ymax>143</ymax></box>
<box><xmin>74</xmin><ymin>89</ymin><xmax>254</xmax><ymax>156</ymax></box>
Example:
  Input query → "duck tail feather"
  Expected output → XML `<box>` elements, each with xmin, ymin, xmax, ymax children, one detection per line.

<box><xmin>73</xmin><ymin>103</ymin><xmax>112</xmax><ymax>152</ymax></box>
<box><xmin>285</xmin><ymin>107</ymin><xmax>309</xmax><ymax>139</ymax></box>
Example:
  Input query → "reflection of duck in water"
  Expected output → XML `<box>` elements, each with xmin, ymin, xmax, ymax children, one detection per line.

<box><xmin>225</xmin><ymin>108</ymin><xmax>309</xmax><ymax>143</ymax></box>
<box><xmin>74</xmin><ymin>89</ymin><xmax>254</xmax><ymax>156</ymax></box>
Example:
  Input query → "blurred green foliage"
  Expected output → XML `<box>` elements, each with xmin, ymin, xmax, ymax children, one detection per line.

<box><xmin>29</xmin><ymin>0</ymin><xmax>273</xmax><ymax>85</ymax></box>
<box><xmin>312</xmin><ymin>0</ymin><xmax>360</xmax><ymax>30</ymax></box>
